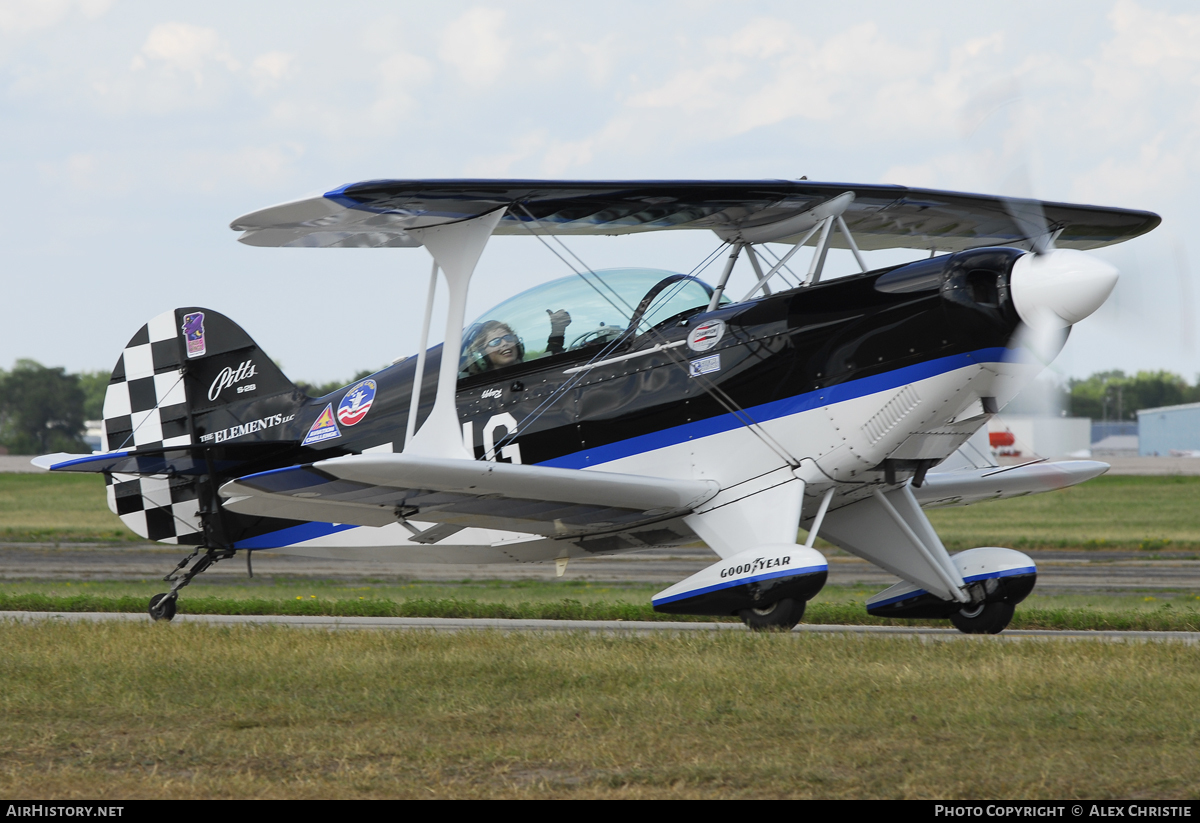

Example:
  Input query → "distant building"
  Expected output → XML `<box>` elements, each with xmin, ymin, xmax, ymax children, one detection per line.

<box><xmin>1090</xmin><ymin>434</ymin><xmax>1138</xmax><ymax>458</ymax></box>
<box><xmin>988</xmin><ymin>415</ymin><xmax>1092</xmax><ymax>460</ymax></box>
<box><xmin>1091</xmin><ymin>421</ymin><xmax>1137</xmax><ymax>443</ymax></box>
<box><xmin>1137</xmin><ymin>402</ymin><xmax>1200</xmax><ymax>457</ymax></box>
<box><xmin>83</xmin><ymin>420</ymin><xmax>103</xmax><ymax>452</ymax></box>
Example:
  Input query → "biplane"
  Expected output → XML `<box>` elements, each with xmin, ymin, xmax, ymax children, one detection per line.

<box><xmin>35</xmin><ymin>180</ymin><xmax>1159</xmax><ymax>632</ymax></box>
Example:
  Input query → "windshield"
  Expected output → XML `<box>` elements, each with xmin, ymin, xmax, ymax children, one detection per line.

<box><xmin>459</xmin><ymin>267</ymin><xmax>715</xmax><ymax>376</ymax></box>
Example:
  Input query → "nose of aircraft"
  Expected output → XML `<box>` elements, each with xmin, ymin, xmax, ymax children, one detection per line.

<box><xmin>1009</xmin><ymin>248</ymin><xmax>1119</xmax><ymax>329</ymax></box>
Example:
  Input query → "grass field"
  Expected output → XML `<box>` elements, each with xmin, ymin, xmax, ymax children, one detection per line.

<box><xmin>3</xmin><ymin>474</ymin><xmax>1198</xmax><ymax>799</ymax></box>
<box><xmin>0</xmin><ymin>621</ymin><xmax>1196</xmax><ymax>799</ymax></box>
<box><xmin>3</xmin><ymin>470</ymin><xmax>1200</xmax><ymax>629</ymax></box>
<box><xmin>925</xmin><ymin>474</ymin><xmax>1200</xmax><ymax>551</ymax></box>
<box><xmin>3</xmin><ymin>472</ymin><xmax>1200</xmax><ymax>551</ymax></box>
<box><xmin>0</xmin><ymin>474</ymin><xmax>132</xmax><ymax>543</ymax></box>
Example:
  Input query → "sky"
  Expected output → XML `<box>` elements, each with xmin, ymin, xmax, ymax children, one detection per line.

<box><xmin>2</xmin><ymin>0</ymin><xmax>1199</xmax><ymax>384</ymax></box>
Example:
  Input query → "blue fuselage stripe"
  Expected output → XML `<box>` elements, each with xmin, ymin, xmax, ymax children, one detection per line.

<box><xmin>234</xmin><ymin>521</ymin><xmax>357</xmax><ymax>549</ymax></box>
<box><xmin>240</xmin><ymin>347</ymin><xmax>1007</xmax><ymax>548</ymax></box>
<box><xmin>541</xmin><ymin>348</ymin><xmax>1007</xmax><ymax>469</ymax></box>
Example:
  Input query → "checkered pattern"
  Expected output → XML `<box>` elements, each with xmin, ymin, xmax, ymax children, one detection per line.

<box><xmin>106</xmin><ymin>472</ymin><xmax>204</xmax><ymax>544</ymax></box>
<box><xmin>101</xmin><ymin>310</ymin><xmax>203</xmax><ymax>544</ymax></box>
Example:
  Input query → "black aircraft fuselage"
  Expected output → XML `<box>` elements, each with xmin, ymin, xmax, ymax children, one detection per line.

<box><xmin>103</xmin><ymin>247</ymin><xmax>1027</xmax><ymax>549</ymax></box>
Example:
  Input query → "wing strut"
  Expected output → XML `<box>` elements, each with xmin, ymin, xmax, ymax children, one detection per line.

<box><xmin>705</xmin><ymin>243</ymin><xmax>744</xmax><ymax>311</ymax></box>
<box><xmin>803</xmin><ymin>487</ymin><xmax>835</xmax><ymax>549</ymax></box>
<box><xmin>404</xmin><ymin>208</ymin><xmax>507</xmax><ymax>460</ymax></box>
<box><xmin>735</xmin><ymin>191</ymin><xmax>864</xmax><ymax>300</ymax></box>
<box><xmin>741</xmin><ymin>220</ymin><xmax>825</xmax><ymax>300</ymax></box>
<box><xmin>404</xmin><ymin>259</ymin><xmax>440</xmax><ymax>446</ymax></box>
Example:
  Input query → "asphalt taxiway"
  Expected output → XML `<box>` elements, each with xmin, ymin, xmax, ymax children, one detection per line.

<box><xmin>1</xmin><ymin>542</ymin><xmax>1197</xmax><ymax>593</ymax></box>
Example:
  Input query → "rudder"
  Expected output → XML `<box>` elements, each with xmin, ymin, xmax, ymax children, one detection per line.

<box><xmin>100</xmin><ymin>307</ymin><xmax>303</xmax><ymax>544</ymax></box>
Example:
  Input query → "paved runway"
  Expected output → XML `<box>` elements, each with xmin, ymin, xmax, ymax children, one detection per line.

<box><xmin>1</xmin><ymin>542</ymin><xmax>1197</xmax><ymax>592</ymax></box>
<box><xmin>4</xmin><ymin>610</ymin><xmax>1197</xmax><ymax>644</ymax></box>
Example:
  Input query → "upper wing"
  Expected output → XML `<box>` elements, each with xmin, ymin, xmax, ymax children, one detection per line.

<box><xmin>231</xmin><ymin>179</ymin><xmax>1160</xmax><ymax>253</ymax></box>
<box><xmin>220</xmin><ymin>453</ymin><xmax>719</xmax><ymax>539</ymax></box>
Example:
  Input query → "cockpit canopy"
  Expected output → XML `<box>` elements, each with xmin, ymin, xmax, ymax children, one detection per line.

<box><xmin>460</xmin><ymin>267</ymin><xmax>716</xmax><ymax>376</ymax></box>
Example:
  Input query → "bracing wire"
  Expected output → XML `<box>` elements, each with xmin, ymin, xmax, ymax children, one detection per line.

<box><xmin>499</xmin><ymin>206</ymin><xmax>804</xmax><ymax>468</ymax></box>
<box><xmin>756</xmin><ymin>243</ymin><xmax>802</xmax><ymax>290</ymax></box>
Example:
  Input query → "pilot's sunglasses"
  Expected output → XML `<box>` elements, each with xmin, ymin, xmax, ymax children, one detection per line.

<box><xmin>485</xmin><ymin>334</ymin><xmax>518</xmax><ymax>349</ymax></box>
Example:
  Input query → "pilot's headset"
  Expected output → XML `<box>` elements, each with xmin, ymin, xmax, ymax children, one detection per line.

<box><xmin>460</xmin><ymin>322</ymin><xmax>524</xmax><ymax>374</ymax></box>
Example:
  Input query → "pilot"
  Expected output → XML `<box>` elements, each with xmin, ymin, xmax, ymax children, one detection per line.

<box><xmin>464</xmin><ymin>310</ymin><xmax>572</xmax><ymax>374</ymax></box>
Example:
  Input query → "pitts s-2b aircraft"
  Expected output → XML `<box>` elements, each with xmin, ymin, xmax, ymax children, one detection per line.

<box><xmin>36</xmin><ymin>180</ymin><xmax>1159</xmax><ymax>632</ymax></box>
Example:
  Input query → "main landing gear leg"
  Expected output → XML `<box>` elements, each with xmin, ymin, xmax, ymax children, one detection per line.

<box><xmin>149</xmin><ymin>546</ymin><xmax>236</xmax><ymax>622</ymax></box>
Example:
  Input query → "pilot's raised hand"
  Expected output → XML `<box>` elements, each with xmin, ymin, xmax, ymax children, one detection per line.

<box><xmin>546</xmin><ymin>309</ymin><xmax>572</xmax><ymax>355</ymax></box>
<box><xmin>547</xmin><ymin>309</ymin><xmax>572</xmax><ymax>335</ymax></box>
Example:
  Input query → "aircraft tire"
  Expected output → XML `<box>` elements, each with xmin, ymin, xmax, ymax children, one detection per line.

<box><xmin>949</xmin><ymin>601</ymin><xmax>1014</xmax><ymax>634</ymax></box>
<box><xmin>739</xmin><ymin>598</ymin><xmax>805</xmax><ymax>631</ymax></box>
<box><xmin>148</xmin><ymin>593</ymin><xmax>177</xmax><ymax>622</ymax></box>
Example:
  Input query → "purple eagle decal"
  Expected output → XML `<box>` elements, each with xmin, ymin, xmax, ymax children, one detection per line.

<box><xmin>182</xmin><ymin>312</ymin><xmax>206</xmax><ymax>358</ymax></box>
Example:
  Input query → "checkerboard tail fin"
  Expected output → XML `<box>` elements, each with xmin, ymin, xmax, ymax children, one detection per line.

<box><xmin>97</xmin><ymin>307</ymin><xmax>302</xmax><ymax>544</ymax></box>
<box><xmin>99</xmin><ymin>307</ymin><xmax>300</xmax><ymax>454</ymax></box>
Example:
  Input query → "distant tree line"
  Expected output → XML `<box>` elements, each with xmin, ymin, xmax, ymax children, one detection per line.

<box><xmin>0</xmin><ymin>360</ymin><xmax>374</xmax><ymax>455</ymax></box>
<box><xmin>1067</xmin><ymin>370</ymin><xmax>1200</xmax><ymax>421</ymax></box>
<box><xmin>3</xmin><ymin>359</ymin><xmax>1194</xmax><ymax>454</ymax></box>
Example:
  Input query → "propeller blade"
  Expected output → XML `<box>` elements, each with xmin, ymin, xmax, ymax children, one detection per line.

<box><xmin>1006</xmin><ymin>316</ymin><xmax>1069</xmax><ymax>369</ymax></box>
<box><xmin>961</xmin><ymin>79</ymin><xmax>1057</xmax><ymax>255</ymax></box>
<box><xmin>1002</xmin><ymin>194</ymin><xmax>1056</xmax><ymax>256</ymax></box>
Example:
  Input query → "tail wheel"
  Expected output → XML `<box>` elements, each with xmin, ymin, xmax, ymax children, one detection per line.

<box><xmin>739</xmin><ymin>598</ymin><xmax>806</xmax><ymax>631</ymax></box>
<box><xmin>949</xmin><ymin>601</ymin><xmax>1014</xmax><ymax>634</ymax></box>
<box><xmin>148</xmin><ymin>593</ymin><xmax>177</xmax><ymax>622</ymax></box>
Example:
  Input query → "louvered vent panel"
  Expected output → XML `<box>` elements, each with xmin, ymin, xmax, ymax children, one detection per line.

<box><xmin>862</xmin><ymin>385</ymin><xmax>921</xmax><ymax>445</ymax></box>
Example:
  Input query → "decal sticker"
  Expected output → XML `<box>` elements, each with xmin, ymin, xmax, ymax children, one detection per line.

<box><xmin>302</xmin><ymin>404</ymin><xmax>341</xmax><ymax>446</ymax></box>
<box><xmin>687</xmin><ymin>319</ymin><xmax>725</xmax><ymax>352</ymax></box>
<box><xmin>182</xmin><ymin>312</ymin><xmax>206</xmax><ymax>358</ymax></box>
<box><xmin>199</xmin><ymin>413</ymin><xmax>294</xmax><ymax>445</ymax></box>
<box><xmin>481</xmin><ymin>411</ymin><xmax>522</xmax><ymax>463</ymax></box>
<box><xmin>689</xmin><ymin>354</ymin><xmax>720</xmax><ymax>378</ymax></box>
<box><xmin>336</xmin><ymin>379</ymin><xmax>377</xmax><ymax>427</ymax></box>
<box><xmin>481</xmin><ymin>388</ymin><xmax>502</xmax><ymax>400</ymax></box>
<box><xmin>208</xmin><ymin>359</ymin><xmax>258</xmax><ymax>402</ymax></box>
<box><xmin>720</xmin><ymin>555</ymin><xmax>792</xmax><ymax>579</ymax></box>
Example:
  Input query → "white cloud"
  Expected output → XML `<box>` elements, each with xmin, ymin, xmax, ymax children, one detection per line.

<box><xmin>35</xmin><ymin>151</ymin><xmax>133</xmax><ymax>193</ymax></box>
<box><xmin>627</xmin><ymin>60</ymin><xmax>747</xmax><ymax>114</ymax></box>
<box><xmin>134</xmin><ymin>22</ymin><xmax>239</xmax><ymax>76</ymax></box>
<box><xmin>1104</xmin><ymin>0</ymin><xmax>1200</xmax><ymax>76</ymax></box>
<box><xmin>180</xmin><ymin>142</ymin><xmax>305</xmax><ymax>191</ymax></box>
<box><xmin>462</xmin><ymin>130</ymin><xmax>548</xmax><ymax>177</ymax></box>
<box><xmin>37</xmin><ymin>142</ymin><xmax>305</xmax><ymax>195</ymax></box>
<box><xmin>0</xmin><ymin>0</ymin><xmax>110</xmax><ymax>35</ymax></box>
<box><xmin>368</xmin><ymin>50</ymin><xmax>433</xmax><ymax>128</ymax></box>
<box><xmin>620</xmin><ymin>19</ymin><xmax>956</xmax><ymax>140</ymax></box>
<box><xmin>439</xmin><ymin>7</ymin><xmax>509</xmax><ymax>88</ymax></box>
<box><xmin>250</xmin><ymin>51</ymin><xmax>294</xmax><ymax>83</ymax></box>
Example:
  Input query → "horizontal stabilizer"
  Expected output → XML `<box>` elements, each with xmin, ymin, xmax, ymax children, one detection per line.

<box><xmin>914</xmin><ymin>460</ymin><xmax>1109</xmax><ymax>508</ymax></box>
<box><xmin>36</xmin><ymin>442</ymin><xmax>299</xmax><ymax>477</ymax></box>
<box><xmin>220</xmin><ymin>454</ymin><xmax>720</xmax><ymax>538</ymax></box>
<box><xmin>30</xmin><ymin>453</ymin><xmax>88</xmax><ymax>470</ymax></box>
